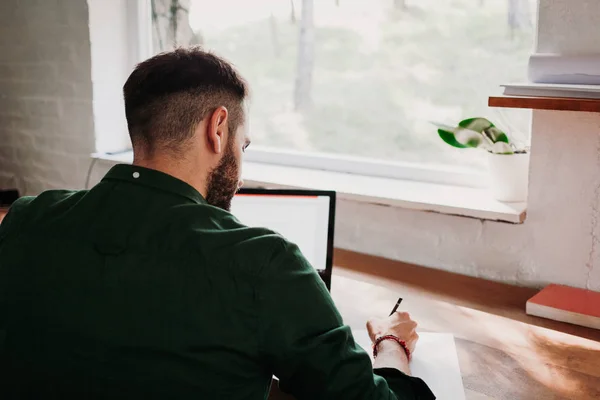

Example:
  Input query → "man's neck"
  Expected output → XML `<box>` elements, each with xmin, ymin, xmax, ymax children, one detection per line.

<box><xmin>132</xmin><ymin>156</ymin><xmax>209</xmax><ymax>198</ymax></box>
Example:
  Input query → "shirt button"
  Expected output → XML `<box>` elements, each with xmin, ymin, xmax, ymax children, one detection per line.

<box><xmin>133</xmin><ymin>172</ymin><xmax>140</xmax><ymax>179</ymax></box>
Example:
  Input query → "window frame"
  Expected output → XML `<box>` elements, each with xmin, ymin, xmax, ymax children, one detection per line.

<box><xmin>244</xmin><ymin>147</ymin><xmax>487</xmax><ymax>188</ymax></box>
<box><xmin>128</xmin><ymin>0</ymin><xmax>153</xmax><ymax>69</ymax></box>
<box><xmin>133</xmin><ymin>0</ymin><xmax>488</xmax><ymax>190</ymax></box>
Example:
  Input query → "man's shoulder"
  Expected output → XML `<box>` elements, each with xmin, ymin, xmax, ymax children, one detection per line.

<box><xmin>0</xmin><ymin>196</ymin><xmax>34</xmax><ymax>233</ymax></box>
<box><xmin>176</xmin><ymin>203</ymin><xmax>285</xmax><ymax>246</ymax></box>
<box><xmin>0</xmin><ymin>190</ymin><xmax>85</xmax><ymax>238</ymax></box>
<box><xmin>20</xmin><ymin>189</ymin><xmax>86</xmax><ymax>218</ymax></box>
<box><xmin>6</xmin><ymin>195</ymin><xmax>36</xmax><ymax>213</ymax></box>
<box><xmin>170</xmin><ymin>204</ymin><xmax>298</xmax><ymax>269</ymax></box>
<box><xmin>3</xmin><ymin>189</ymin><xmax>79</xmax><ymax>216</ymax></box>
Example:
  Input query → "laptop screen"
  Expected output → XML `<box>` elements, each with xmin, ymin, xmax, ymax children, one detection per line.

<box><xmin>230</xmin><ymin>189</ymin><xmax>336</xmax><ymax>289</ymax></box>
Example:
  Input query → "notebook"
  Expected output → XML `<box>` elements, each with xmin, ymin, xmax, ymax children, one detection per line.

<box><xmin>526</xmin><ymin>284</ymin><xmax>600</xmax><ymax>330</ymax></box>
<box><xmin>353</xmin><ymin>329</ymin><xmax>466</xmax><ymax>400</ymax></box>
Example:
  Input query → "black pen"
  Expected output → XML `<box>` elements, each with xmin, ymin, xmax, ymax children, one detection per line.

<box><xmin>389</xmin><ymin>297</ymin><xmax>403</xmax><ymax>316</ymax></box>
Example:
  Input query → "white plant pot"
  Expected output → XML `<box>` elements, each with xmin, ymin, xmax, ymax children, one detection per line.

<box><xmin>487</xmin><ymin>152</ymin><xmax>530</xmax><ymax>202</ymax></box>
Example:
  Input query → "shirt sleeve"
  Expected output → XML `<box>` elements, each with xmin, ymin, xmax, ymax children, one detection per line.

<box><xmin>257</xmin><ymin>239</ymin><xmax>435</xmax><ymax>400</ymax></box>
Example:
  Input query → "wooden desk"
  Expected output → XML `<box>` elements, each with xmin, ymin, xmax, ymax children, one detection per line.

<box><xmin>0</xmin><ymin>207</ymin><xmax>7</xmax><ymax>223</ymax></box>
<box><xmin>272</xmin><ymin>250</ymin><xmax>600</xmax><ymax>400</ymax></box>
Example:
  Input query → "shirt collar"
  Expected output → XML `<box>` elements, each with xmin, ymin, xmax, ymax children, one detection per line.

<box><xmin>102</xmin><ymin>164</ymin><xmax>207</xmax><ymax>205</ymax></box>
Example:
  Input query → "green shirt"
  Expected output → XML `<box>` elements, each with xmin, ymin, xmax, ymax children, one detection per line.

<box><xmin>0</xmin><ymin>164</ymin><xmax>433</xmax><ymax>399</ymax></box>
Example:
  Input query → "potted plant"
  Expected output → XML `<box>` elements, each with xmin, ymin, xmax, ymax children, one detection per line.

<box><xmin>433</xmin><ymin>117</ymin><xmax>530</xmax><ymax>202</ymax></box>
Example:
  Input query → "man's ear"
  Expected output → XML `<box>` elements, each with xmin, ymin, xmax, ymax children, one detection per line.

<box><xmin>207</xmin><ymin>106</ymin><xmax>229</xmax><ymax>154</ymax></box>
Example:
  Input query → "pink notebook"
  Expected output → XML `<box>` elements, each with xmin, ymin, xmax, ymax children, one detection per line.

<box><xmin>526</xmin><ymin>284</ymin><xmax>600</xmax><ymax>330</ymax></box>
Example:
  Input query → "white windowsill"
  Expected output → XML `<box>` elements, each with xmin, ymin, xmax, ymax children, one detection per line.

<box><xmin>92</xmin><ymin>152</ymin><xmax>526</xmax><ymax>224</ymax></box>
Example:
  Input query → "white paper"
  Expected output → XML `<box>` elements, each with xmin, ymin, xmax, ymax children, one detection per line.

<box><xmin>353</xmin><ymin>329</ymin><xmax>466</xmax><ymax>400</ymax></box>
<box><xmin>528</xmin><ymin>53</ymin><xmax>600</xmax><ymax>85</ymax></box>
<box><xmin>502</xmin><ymin>82</ymin><xmax>600</xmax><ymax>99</ymax></box>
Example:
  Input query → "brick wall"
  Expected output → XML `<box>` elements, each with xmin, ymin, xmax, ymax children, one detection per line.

<box><xmin>0</xmin><ymin>0</ymin><xmax>95</xmax><ymax>195</ymax></box>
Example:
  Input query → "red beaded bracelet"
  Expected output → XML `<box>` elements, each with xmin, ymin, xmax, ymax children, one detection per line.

<box><xmin>373</xmin><ymin>335</ymin><xmax>411</xmax><ymax>360</ymax></box>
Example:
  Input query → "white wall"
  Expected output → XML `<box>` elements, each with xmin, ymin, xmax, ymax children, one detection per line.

<box><xmin>0</xmin><ymin>0</ymin><xmax>95</xmax><ymax>194</ymax></box>
<box><xmin>0</xmin><ymin>0</ymin><xmax>144</xmax><ymax>192</ymax></box>
<box><xmin>536</xmin><ymin>0</ymin><xmax>600</xmax><ymax>54</ymax></box>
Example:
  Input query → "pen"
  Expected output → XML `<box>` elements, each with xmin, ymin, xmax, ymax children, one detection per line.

<box><xmin>389</xmin><ymin>297</ymin><xmax>403</xmax><ymax>316</ymax></box>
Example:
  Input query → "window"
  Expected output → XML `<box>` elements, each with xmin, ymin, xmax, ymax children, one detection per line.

<box><xmin>148</xmin><ymin>0</ymin><xmax>536</xmax><ymax>186</ymax></box>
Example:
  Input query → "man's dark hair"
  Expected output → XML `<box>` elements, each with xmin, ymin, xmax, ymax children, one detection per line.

<box><xmin>123</xmin><ymin>47</ymin><xmax>248</xmax><ymax>155</ymax></box>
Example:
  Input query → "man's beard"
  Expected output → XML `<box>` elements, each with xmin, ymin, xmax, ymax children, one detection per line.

<box><xmin>205</xmin><ymin>142</ymin><xmax>240</xmax><ymax>211</ymax></box>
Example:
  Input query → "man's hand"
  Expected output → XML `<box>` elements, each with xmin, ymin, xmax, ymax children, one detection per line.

<box><xmin>366</xmin><ymin>312</ymin><xmax>419</xmax><ymax>375</ymax></box>
<box><xmin>366</xmin><ymin>312</ymin><xmax>419</xmax><ymax>354</ymax></box>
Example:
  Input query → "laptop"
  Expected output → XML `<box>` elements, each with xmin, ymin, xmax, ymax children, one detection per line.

<box><xmin>230</xmin><ymin>188</ymin><xmax>336</xmax><ymax>290</ymax></box>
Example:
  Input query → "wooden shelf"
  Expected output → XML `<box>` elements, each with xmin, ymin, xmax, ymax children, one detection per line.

<box><xmin>489</xmin><ymin>95</ymin><xmax>600</xmax><ymax>113</ymax></box>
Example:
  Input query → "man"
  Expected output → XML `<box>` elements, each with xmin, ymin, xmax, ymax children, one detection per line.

<box><xmin>0</xmin><ymin>48</ymin><xmax>434</xmax><ymax>399</ymax></box>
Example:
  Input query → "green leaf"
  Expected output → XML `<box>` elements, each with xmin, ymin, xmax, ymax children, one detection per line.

<box><xmin>437</xmin><ymin>128</ymin><xmax>468</xmax><ymax>149</ymax></box>
<box><xmin>490</xmin><ymin>141</ymin><xmax>514</xmax><ymax>154</ymax></box>
<box><xmin>459</xmin><ymin>117</ymin><xmax>493</xmax><ymax>133</ymax></box>
<box><xmin>484</xmin><ymin>127</ymin><xmax>510</xmax><ymax>144</ymax></box>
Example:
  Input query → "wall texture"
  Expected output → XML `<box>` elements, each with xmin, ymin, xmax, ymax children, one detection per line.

<box><xmin>537</xmin><ymin>0</ymin><xmax>600</xmax><ymax>54</ymax></box>
<box><xmin>0</xmin><ymin>0</ymin><xmax>95</xmax><ymax>195</ymax></box>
